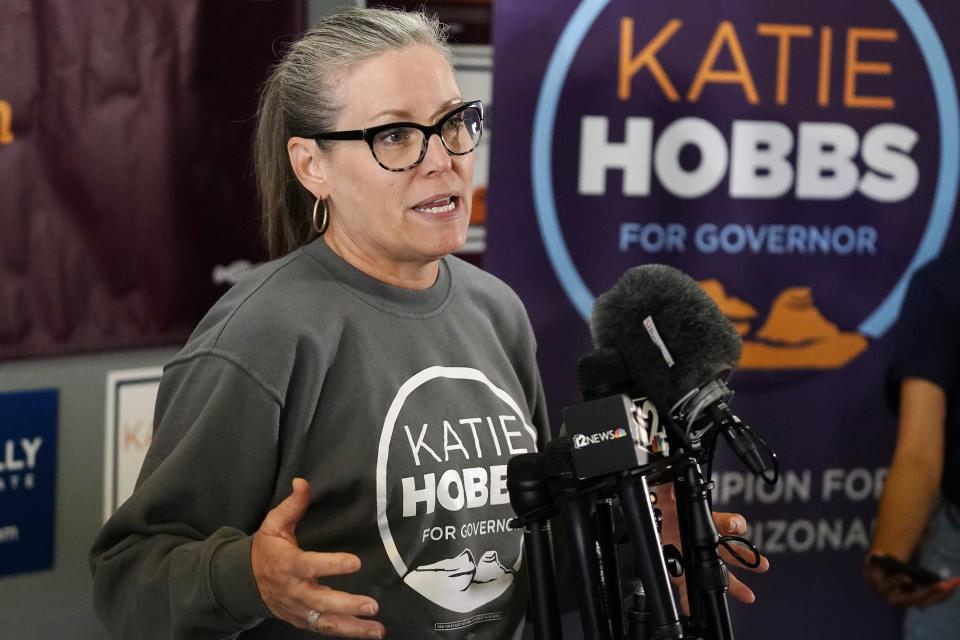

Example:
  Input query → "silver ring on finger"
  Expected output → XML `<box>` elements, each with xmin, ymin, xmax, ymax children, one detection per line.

<box><xmin>307</xmin><ymin>608</ymin><xmax>321</xmax><ymax>629</ymax></box>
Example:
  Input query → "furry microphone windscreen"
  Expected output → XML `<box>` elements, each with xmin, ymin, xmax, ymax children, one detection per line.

<box><xmin>589</xmin><ymin>264</ymin><xmax>742</xmax><ymax>408</ymax></box>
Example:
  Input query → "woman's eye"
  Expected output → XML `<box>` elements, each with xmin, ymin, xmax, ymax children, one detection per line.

<box><xmin>444</xmin><ymin>115</ymin><xmax>464</xmax><ymax>131</ymax></box>
<box><xmin>377</xmin><ymin>128</ymin><xmax>412</xmax><ymax>146</ymax></box>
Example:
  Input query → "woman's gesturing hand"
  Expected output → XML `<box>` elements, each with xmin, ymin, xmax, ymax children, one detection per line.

<box><xmin>654</xmin><ymin>483</ymin><xmax>770</xmax><ymax>613</ymax></box>
<box><xmin>252</xmin><ymin>478</ymin><xmax>385</xmax><ymax>638</ymax></box>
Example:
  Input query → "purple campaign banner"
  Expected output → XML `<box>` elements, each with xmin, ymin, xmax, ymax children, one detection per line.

<box><xmin>488</xmin><ymin>0</ymin><xmax>960</xmax><ymax>636</ymax></box>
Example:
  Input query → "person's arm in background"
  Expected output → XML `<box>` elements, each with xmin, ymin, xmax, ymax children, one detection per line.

<box><xmin>866</xmin><ymin>377</ymin><xmax>960</xmax><ymax>606</ymax></box>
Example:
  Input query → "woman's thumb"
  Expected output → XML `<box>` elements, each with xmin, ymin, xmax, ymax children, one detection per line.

<box><xmin>263</xmin><ymin>477</ymin><xmax>311</xmax><ymax>534</ymax></box>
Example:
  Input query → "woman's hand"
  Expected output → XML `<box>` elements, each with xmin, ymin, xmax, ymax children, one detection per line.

<box><xmin>654</xmin><ymin>483</ymin><xmax>770</xmax><ymax>613</ymax></box>
<box><xmin>864</xmin><ymin>550</ymin><xmax>960</xmax><ymax>608</ymax></box>
<box><xmin>252</xmin><ymin>478</ymin><xmax>385</xmax><ymax>638</ymax></box>
<box><xmin>710</xmin><ymin>510</ymin><xmax>770</xmax><ymax>605</ymax></box>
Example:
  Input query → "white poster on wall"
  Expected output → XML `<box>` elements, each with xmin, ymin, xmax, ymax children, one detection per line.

<box><xmin>103</xmin><ymin>368</ymin><xmax>162</xmax><ymax>521</ymax></box>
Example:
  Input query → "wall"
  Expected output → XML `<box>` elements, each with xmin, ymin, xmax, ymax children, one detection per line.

<box><xmin>0</xmin><ymin>348</ymin><xmax>177</xmax><ymax>639</ymax></box>
<box><xmin>0</xmin><ymin>4</ymin><xmax>358</xmax><ymax>640</ymax></box>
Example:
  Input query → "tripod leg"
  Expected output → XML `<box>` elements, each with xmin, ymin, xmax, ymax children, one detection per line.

<box><xmin>618</xmin><ymin>475</ymin><xmax>684</xmax><ymax>639</ymax></box>
<box><xmin>674</xmin><ymin>460</ymin><xmax>734</xmax><ymax>640</ymax></box>
<box><xmin>524</xmin><ymin>520</ymin><xmax>563</xmax><ymax>640</ymax></box>
<box><xmin>597</xmin><ymin>498</ymin><xmax>625</xmax><ymax>640</ymax></box>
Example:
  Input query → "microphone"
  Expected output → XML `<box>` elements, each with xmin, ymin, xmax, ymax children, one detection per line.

<box><xmin>507</xmin><ymin>453</ymin><xmax>562</xmax><ymax>640</ymax></box>
<box><xmin>590</xmin><ymin>264</ymin><xmax>741</xmax><ymax>411</ymax></box>
<box><xmin>586</xmin><ymin>264</ymin><xmax>772</xmax><ymax>640</ymax></box>
<box><xmin>545</xmin><ymin>437</ymin><xmax>610</xmax><ymax>640</ymax></box>
<box><xmin>561</xmin><ymin>394</ymin><xmax>653</xmax><ymax>480</ymax></box>
<box><xmin>560</xmin><ymin>393</ymin><xmax>683</xmax><ymax>639</ymax></box>
<box><xmin>589</xmin><ymin>264</ymin><xmax>772</xmax><ymax>480</ymax></box>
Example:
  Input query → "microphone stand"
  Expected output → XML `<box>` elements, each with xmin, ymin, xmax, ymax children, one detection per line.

<box><xmin>597</xmin><ymin>497</ymin><xmax>626</xmax><ymax>640</ymax></box>
<box><xmin>506</xmin><ymin>453</ymin><xmax>563</xmax><ymax>640</ymax></box>
<box><xmin>672</xmin><ymin>457</ymin><xmax>733</xmax><ymax>640</ymax></box>
<box><xmin>526</xmin><ymin>379</ymin><xmax>775</xmax><ymax>640</ymax></box>
<box><xmin>524</xmin><ymin>516</ymin><xmax>564</xmax><ymax>640</ymax></box>
<box><xmin>618</xmin><ymin>473</ymin><xmax>684</xmax><ymax>640</ymax></box>
<box><xmin>660</xmin><ymin>380</ymin><xmax>774</xmax><ymax>640</ymax></box>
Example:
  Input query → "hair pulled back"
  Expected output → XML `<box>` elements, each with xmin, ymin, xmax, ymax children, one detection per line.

<box><xmin>254</xmin><ymin>8</ymin><xmax>450</xmax><ymax>259</ymax></box>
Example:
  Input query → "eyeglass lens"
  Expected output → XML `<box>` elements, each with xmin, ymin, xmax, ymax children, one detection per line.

<box><xmin>371</xmin><ymin>106</ymin><xmax>482</xmax><ymax>170</ymax></box>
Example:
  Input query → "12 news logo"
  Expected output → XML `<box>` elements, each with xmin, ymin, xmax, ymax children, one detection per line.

<box><xmin>572</xmin><ymin>428</ymin><xmax>629</xmax><ymax>449</ymax></box>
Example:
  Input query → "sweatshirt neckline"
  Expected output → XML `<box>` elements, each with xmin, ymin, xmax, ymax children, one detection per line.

<box><xmin>304</xmin><ymin>237</ymin><xmax>454</xmax><ymax>317</ymax></box>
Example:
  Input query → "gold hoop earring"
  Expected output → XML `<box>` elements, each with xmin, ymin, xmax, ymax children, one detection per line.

<box><xmin>313</xmin><ymin>197</ymin><xmax>329</xmax><ymax>235</ymax></box>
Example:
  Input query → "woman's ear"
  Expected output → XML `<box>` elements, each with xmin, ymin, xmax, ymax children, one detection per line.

<box><xmin>287</xmin><ymin>137</ymin><xmax>327</xmax><ymax>198</ymax></box>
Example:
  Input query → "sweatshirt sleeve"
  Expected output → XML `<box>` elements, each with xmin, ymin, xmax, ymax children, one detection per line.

<box><xmin>519</xmin><ymin>310</ymin><xmax>551</xmax><ymax>450</ymax></box>
<box><xmin>90</xmin><ymin>352</ymin><xmax>281</xmax><ymax>639</ymax></box>
<box><xmin>530</xmin><ymin>368</ymin><xmax>550</xmax><ymax>452</ymax></box>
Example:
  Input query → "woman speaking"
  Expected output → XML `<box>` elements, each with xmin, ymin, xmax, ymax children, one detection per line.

<box><xmin>90</xmin><ymin>8</ymin><xmax>763</xmax><ymax>639</ymax></box>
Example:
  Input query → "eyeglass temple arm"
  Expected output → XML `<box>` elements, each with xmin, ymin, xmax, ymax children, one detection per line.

<box><xmin>311</xmin><ymin>130</ymin><xmax>364</xmax><ymax>141</ymax></box>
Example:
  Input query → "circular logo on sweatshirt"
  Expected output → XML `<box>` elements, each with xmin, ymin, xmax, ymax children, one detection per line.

<box><xmin>376</xmin><ymin>366</ymin><xmax>538</xmax><ymax>613</ymax></box>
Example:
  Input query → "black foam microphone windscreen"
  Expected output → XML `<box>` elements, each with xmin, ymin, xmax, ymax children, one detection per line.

<box><xmin>590</xmin><ymin>264</ymin><xmax>742</xmax><ymax>408</ymax></box>
<box><xmin>507</xmin><ymin>452</ymin><xmax>554</xmax><ymax>522</ymax></box>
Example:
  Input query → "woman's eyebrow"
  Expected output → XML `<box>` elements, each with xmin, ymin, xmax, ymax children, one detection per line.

<box><xmin>368</xmin><ymin>98</ymin><xmax>464</xmax><ymax>123</ymax></box>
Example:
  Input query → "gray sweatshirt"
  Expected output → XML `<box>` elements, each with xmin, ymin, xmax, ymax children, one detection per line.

<box><xmin>90</xmin><ymin>238</ymin><xmax>548</xmax><ymax>639</ymax></box>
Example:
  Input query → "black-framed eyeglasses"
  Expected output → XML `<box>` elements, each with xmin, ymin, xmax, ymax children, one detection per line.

<box><xmin>308</xmin><ymin>100</ymin><xmax>484</xmax><ymax>172</ymax></box>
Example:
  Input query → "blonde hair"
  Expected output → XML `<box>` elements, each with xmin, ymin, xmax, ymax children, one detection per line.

<box><xmin>253</xmin><ymin>8</ymin><xmax>451</xmax><ymax>259</ymax></box>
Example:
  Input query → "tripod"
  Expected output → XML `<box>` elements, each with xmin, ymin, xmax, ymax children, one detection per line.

<box><xmin>623</xmin><ymin>389</ymin><xmax>775</xmax><ymax>640</ymax></box>
<box><xmin>511</xmin><ymin>384</ymin><xmax>777</xmax><ymax>640</ymax></box>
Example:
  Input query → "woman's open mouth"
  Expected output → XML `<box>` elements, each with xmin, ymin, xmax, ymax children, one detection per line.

<box><xmin>412</xmin><ymin>194</ymin><xmax>461</xmax><ymax>218</ymax></box>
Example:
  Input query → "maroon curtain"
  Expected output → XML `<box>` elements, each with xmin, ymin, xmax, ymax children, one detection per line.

<box><xmin>0</xmin><ymin>0</ymin><xmax>305</xmax><ymax>360</ymax></box>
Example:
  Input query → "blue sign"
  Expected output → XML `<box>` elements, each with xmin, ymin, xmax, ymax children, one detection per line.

<box><xmin>0</xmin><ymin>389</ymin><xmax>58</xmax><ymax>578</ymax></box>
